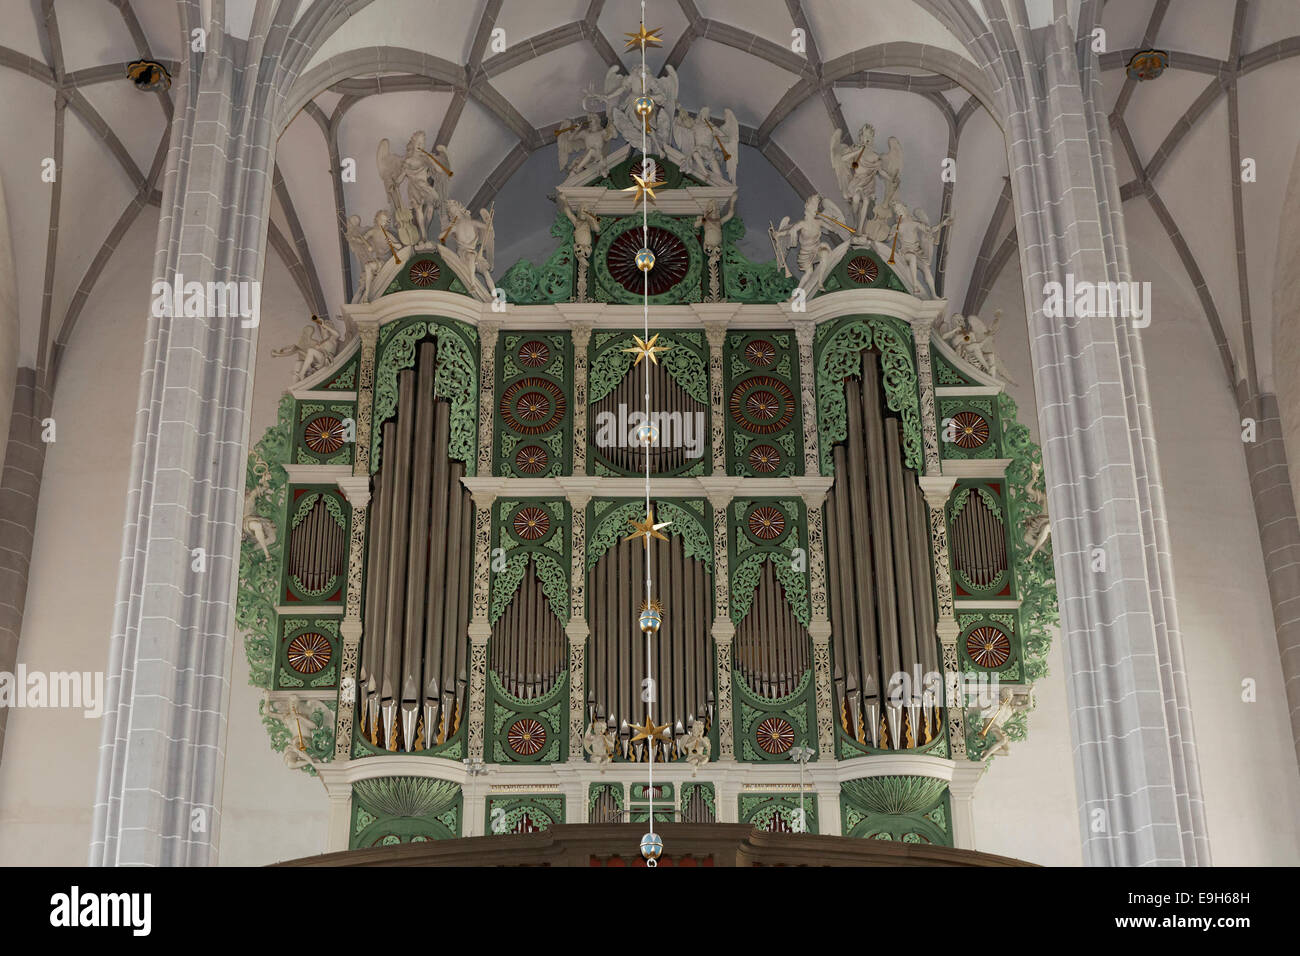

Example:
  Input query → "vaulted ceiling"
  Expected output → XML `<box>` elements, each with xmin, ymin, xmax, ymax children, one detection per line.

<box><xmin>3</xmin><ymin>0</ymin><xmax>1299</xmax><ymax>401</ymax></box>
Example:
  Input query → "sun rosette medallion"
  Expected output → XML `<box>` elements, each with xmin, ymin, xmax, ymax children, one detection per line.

<box><xmin>494</xmin><ymin>331</ymin><xmax>572</xmax><ymax>477</ymax></box>
<box><xmin>724</xmin><ymin>332</ymin><xmax>803</xmax><ymax>476</ymax></box>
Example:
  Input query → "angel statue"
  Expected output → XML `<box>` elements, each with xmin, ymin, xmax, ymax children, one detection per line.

<box><xmin>582</xmin><ymin>720</ymin><xmax>617</xmax><ymax>767</ymax></box>
<box><xmin>342</xmin><ymin>214</ymin><xmax>380</xmax><ymax>304</ymax></box>
<box><xmin>678</xmin><ymin>717</ymin><xmax>711</xmax><ymax>772</ymax></box>
<box><xmin>557</xmin><ymin>112</ymin><xmax>616</xmax><ymax>179</ymax></box>
<box><xmin>939</xmin><ymin>311</ymin><xmax>1018</xmax><ymax>385</ymax></box>
<box><xmin>242</xmin><ymin>458</ymin><xmax>277</xmax><ymax>561</ymax></box>
<box><xmin>584</xmin><ymin>64</ymin><xmax>680</xmax><ymax>156</ymax></box>
<box><xmin>440</xmin><ymin>200</ymin><xmax>496</xmax><ymax>301</ymax></box>
<box><xmin>770</xmin><ymin>194</ymin><xmax>853</xmax><ymax>297</ymax></box>
<box><xmin>378</xmin><ymin>132</ymin><xmax>452</xmax><ymax>249</ymax></box>
<box><xmin>671</xmin><ymin>106</ymin><xmax>739</xmax><ymax>184</ymax></box>
<box><xmin>1023</xmin><ymin>460</ymin><xmax>1052</xmax><ymax>560</ymax></box>
<box><xmin>560</xmin><ymin>196</ymin><xmax>601</xmax><ymax>302</ymax></box>
<box><xmin>830</xmin><ymin>123</ymin><xmax>903</xmax><ymax>234</ymax></box>
<box><xmin>272</xmin><ymin>314</ymin><xmax>344</xmax><ymax>383</ymax></box>
<box><xmin>877</xmin><ymin>202</ymin><xmax>951</xmax><ymax>299</ymax></box>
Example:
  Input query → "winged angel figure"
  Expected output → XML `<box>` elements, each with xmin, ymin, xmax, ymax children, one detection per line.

<box><xmin>377</xmin><ymin>131</ymin><xmax>452</xmax><ymax>248</ymax></box>
<box><xmin>557</xmin><ymin>112</ymin><xmax>616</xmax><ymax>177</ymax></box>
<box><xmin>584</xmin><ymin>64</ymin><xmax>680</xmax><ymax>157</ymax></box>
<box><xmin>440</xmin><ymin>199</ymin><xmax>496</xmax><ymax>302</ymax></box>
<box><xmin>830</xmin><ymin>124</ymin><xmax>903</xmax><ymax>234</ymax></box>
<box><xmin>671</xmin><ymin>105</ymin><xmax>739</xmax><ymax>184</ymax></box>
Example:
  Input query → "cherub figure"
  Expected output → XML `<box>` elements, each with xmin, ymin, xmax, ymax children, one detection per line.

<box><xmin>1023</xmin><ymin>459</ymin><xmax>1052</xmax><ymax>560</ymax></box>
<box><xmin>678</xmin><ymin>717</ymin><xmax>711</xmax><ymax>772</ymax></box>
<box><xmin>272</xmin><ymin>315</ymin><xmax>343</xmax><ymax>382</ymax></box>
<box><xmin>265</xmin><ymin>695</ymin><xmax>319</xmax><ymax>768</ymax></box>
<box><xmin>583</xmin><ymin>720</ymin><xmax>617</xmax><ymax>767</ymax></box>
<box><xmin>242</xmin><ymin>459</ymin><xmax>277</xmax><ymax>560</ymax></box>
<box><xmin>558</xmin><ymin>112</ymin><xmax>616</xmax><ymax>178</ymax></box>
<box><xmin>694</xmin><ymin>196</ymin><xmax>736</xmax><ymax>300</ymax></box>
<box><xmin>561</xmin><ymin>197</ymin><xmax>601</xmax><ymax>302</ymax></box>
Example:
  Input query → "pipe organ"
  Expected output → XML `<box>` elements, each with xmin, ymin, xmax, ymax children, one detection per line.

<box><xmin>242</xmin><ymin>149</ymin><xmax>1053</xmax><ymax>851</ymax></box>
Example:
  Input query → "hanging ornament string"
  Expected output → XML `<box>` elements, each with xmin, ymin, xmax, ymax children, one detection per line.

<box><xmin>623</xmin><ymin>0</ymin><xmax>666</xmax><ymax>868</ymax></box>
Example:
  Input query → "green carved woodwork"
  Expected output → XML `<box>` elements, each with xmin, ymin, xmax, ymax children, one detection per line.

<box><xmin>729</xmin><ymin>498</ymin><xmax>809</xmax><ymax>627</ymax></box>
<box><xmin>275</xmin><ymin>616</ymin><xmax>340</xmax><ymax>691</ymax></box>
<box><xmin>628</xmin><ymin>782</ymin><xmax>675</xmax><ymax>824</ymax></box>
<box><xmin>279</xmin><ymin>485</ymin><xmax>350</xmax><ymax>604</ymax></box>
<box><xmin>837</xmin><ymin>709</ymin><xmax>950</xmax><ymax>760</ymax></box>
<box><xmin>350</xmin><ymin>777</ymin><xmax>463</xmax><ymax>847</ymax></box>
<box><xmin>957</xmin><ymin>610</ymin><xmax>1023</xmax><ymax>681</ymax></box>
<box><xmin>381</xmin><ymin>252</ymin><xmax>457</xmax><ymax>295</ymax></box>
<box><xmin>485</xmin><ymin>794</ymin><xmax>566</xmax><ymax>833</ymax></box>
<box><xmin>738</xmin><ymin>792</ymin><xmax>818</xmax><ymax>833</ymax></box>
<box><xmin>724</xmin><ymin>330</ymin><xmax>803</xmax><ymax>477</ymax></box>
<box><xmin>294</xmin><ymin>400</ymin><xmax>356</xmax><ymax>465</ymax></box>
<box><xmin>680</xmin><ymin>781</ymin><xmax>717</xmax><ymax>821</ymax></box>
<box><xmin>488</xmin><ymin>670</ymin><xmax>568</xmax><ymax>764</ymax></box>
<box><xmin>491</xmin><ymin>498</ymin><xmax>570</xmax><ymax>625</ymax></box>
<box><xmin>821</xmin><ymin>247</ymin><xmax>908</xmax><ymax>295</ymax></box>
<box><xmin>932</xmin><ymin>348</ymin><xmax>979</xmax><ymax>387</ymax></box>
<box><xmin>1000</xmin><ymin>392</ymin><xmax>1056</xmax><ymax>684</ymax></box>
<box><xmin>372</xmin><ymin>317</ymin><xmax>479</xmax><ymax>475</ymax></box>
<box><xmin>734</xmin><ymin>668</ymin><xmax>817</xmax><ymax>762</ymax></box>
<box><xmin>495</xmin><ymin>332</ymin><xmax>572</xmax><ymax>477</ymax></box>
<box><xmin>586</xmin><ymin>498</ymin><xmax>713</xmax><ymax>574</ymax></box>
<box><xmin>815</xmin><ymin>315</ymin><xmax>922</xmax><ymax>475</ymax></box>
<box><xmin>588</xmin><ymin>782</ymin><xmax>624</xmax><ymax>820</ymax></box>
<box><xmin>839</xmin><ymin>775</ymin><xmax>952</xmax><ymax>845</ymax></box>
<box><xmin>258</xmin><ymin>698</ymin><xmax>335</xmax><ymax>775</ymax></box>
<box><xmin>319</xmin><ymin>351</ymin><xmax>358</xmax><ymax>390</ymax></box>
<box><xmin>238</xmin><ymin>395</ymin><xmax>293</xmax><ymax>692</ymax></box>
<box><xmin>497</xmin><ymin>211</ymin><xmax>576</xmax><ymax>304</ymax></box>
<box><xmin>720</xmin><ymin>218</ymin><xmax>797</xmax><ymax>303</ymax></box>
<box><xmin>964</xmin><ymin>702</ymin><xmax>1030</xmax><ymax>762</ymax></box>
<box><xmin>938</xmin><ymin>396</ymin><xmax>1000</xmax><ymax>461</ymax></box>
<box><xmin>592</xmin><ymin>212</ymin><xmax>704</xmax><ymax>304</ymax></box>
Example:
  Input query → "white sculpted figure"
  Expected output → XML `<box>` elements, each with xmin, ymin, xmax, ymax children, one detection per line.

<box><xmin>976</xmin><ymin>690</ymin><xmax>1032</xmax><ymax>761</ymax></box>
<box><xmin>678</xmin><ymin>717</ymin><xmax>711</xmax><ymax>771</ymax></box>
<box><xmin>694</xmin><ymin>196</ymin><xmax>736</xmax><ymax>300</ymax></box>
<box><xmin>378</xmin><ymin>132</ymin><xmax>451</xmax><ymax>249</ymax></box>
<box><xmin>558</xmin><ymin>112</ymin><xmax>616</xmax><ymax>177</ymax></box>
<box><xmin>440</xmin><ymin>200</ymin><xmax>496</xmax><ymax>301</ymax></box>
<box><xmin>877</xmin><ymin>202</ymin><xmax>950</xmax><ymax>299</ymax></box>
<box><xmin>583</xmin><ymin>64</ymin><xmax>680</xmax><ymax>157</ymax></box>
<box><xmin>342</xmin><ymin>214</ymin><xmax>380</xmax><ymax>304</ymax></box>
<box><xmin>830</xmin><ymin>124</ymin><xmax>903</xmax><ymax>234</ymax></box>
<box><xmin>272</xmin><ymin>314</ymin><xmax>343</xmax><ymax>382</ymax></box>
<box><xmin>583</xmin><ymin>720</ymin><xmax>617</xmax><ymax>767</ymax></box>
<box><xmin>939</xmin><ymin>311</ymin><xmax>1017</xmax><ymax>385</ymax></box>
<box><xmin>672</xmin><ymin>106</ymin><xmax>739</xmax><ymax>184</ymax></box>
<box><xmin>561</xmin><ymin>196</ymin><xmax>601</xmax><ymax>302</ymax></box>
<box><xmin>1023</xmin><ymin>460</ymin><xmax>1052</xmax><ymax>560</ymax></box>
<box><xmin>242</xmin><ymin>459</ymin><xmax>277</xmax><ymax>560</ymax></box>
<box><xmin>771</xmin><ymin>194</ymin><xmax>851</xmax><ymax>297</ymax></box>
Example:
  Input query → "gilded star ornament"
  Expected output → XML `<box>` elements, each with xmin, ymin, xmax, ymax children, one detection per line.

<box><xmin>625</xmin><ymin>506</ymin><xmax>672</xmax><ymax>546</ymax></box>
<box><xmin>622</xmin><ymin>333</ymin><xmax>671</xmax><ymax>366</ymax></box>
<box><xmin>624</xmin><ymin>23</ymin><xmax>664</xmax><ymax>50</ymax></box>
<box><xmin>622</xmin><ymin>171</ymin><xmax>666</xmax><ymax>209</ymax></box>
<box><xmin>630</xmin><ymin>714</ymin><xmax>671</xmax><ymax>745</ymax></box>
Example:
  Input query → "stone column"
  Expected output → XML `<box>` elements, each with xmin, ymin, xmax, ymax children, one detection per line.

<box><xmin>707</xmin><ymin>489</ymin><xmax>734</xmax><ymax>758</ymax></box>
<box><xmin>332</xmin><ymin>321</ymin><xmax>378</xmax><ymax>761</ymax></box>
<box><xmin>1238</xmin><ymin>388</ymin><xmax>1300</xmax><ymax>767</ymax></box>
<box><xmin>1003</xmin><ymin>18</ymin><xmax>1207</xmax><ymax>864</ymax></box>
<box><xmin>703</xmin><ymin>321</ymin><xmax>727</xmax><ymax>474</ymax></box>
<box><xmin>566</xmin><ymin>488</ymin><xmax>591</xmax><ymax>760</ymax></box>
<box><xmin>571</xmin><ymin>322</ymin><xmax>591</xmax><ymax>475</ymax></box>
<box><xmin>919</xmin><ymin>476</ymin><xmax>961</xmax><ymax>758</ymax></box>
<box><xmin>948</xmin><ymin>762</ymin><xmax>984</xmax><ymax>851</ymax></box>
<box><xmin>794</xmin><ymin>320</ymin><xmax>821</xmax><ymax>475</ymax></box>
<box><xmin>0</xmin><ymin>369</ymin><xmax>50</xmax><ymax>765</ymax></box>
<box><xmin>90</xmin><ymin>29</ymin><xmax>282</xmax><ymax>866</ymax></box>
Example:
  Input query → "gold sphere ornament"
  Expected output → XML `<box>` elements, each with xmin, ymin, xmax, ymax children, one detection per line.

<box><xmin>638</xmin><ymin>600</ymin><xmax>664</xmax><ymax>634</ymax></box>
<box><xmin>634</xmin><ymin>422</ymin><xmax>659</xmax><ymax>445</ymax></box>
<box><xmin>634</xmin><ymin>95</ymin><xmax>655</xmax><ymax>119</ymax></box>
<box><xmin>636</xmin><ymin>247</ymin><xmax>656</xmax><ymax>272</ymax></box>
